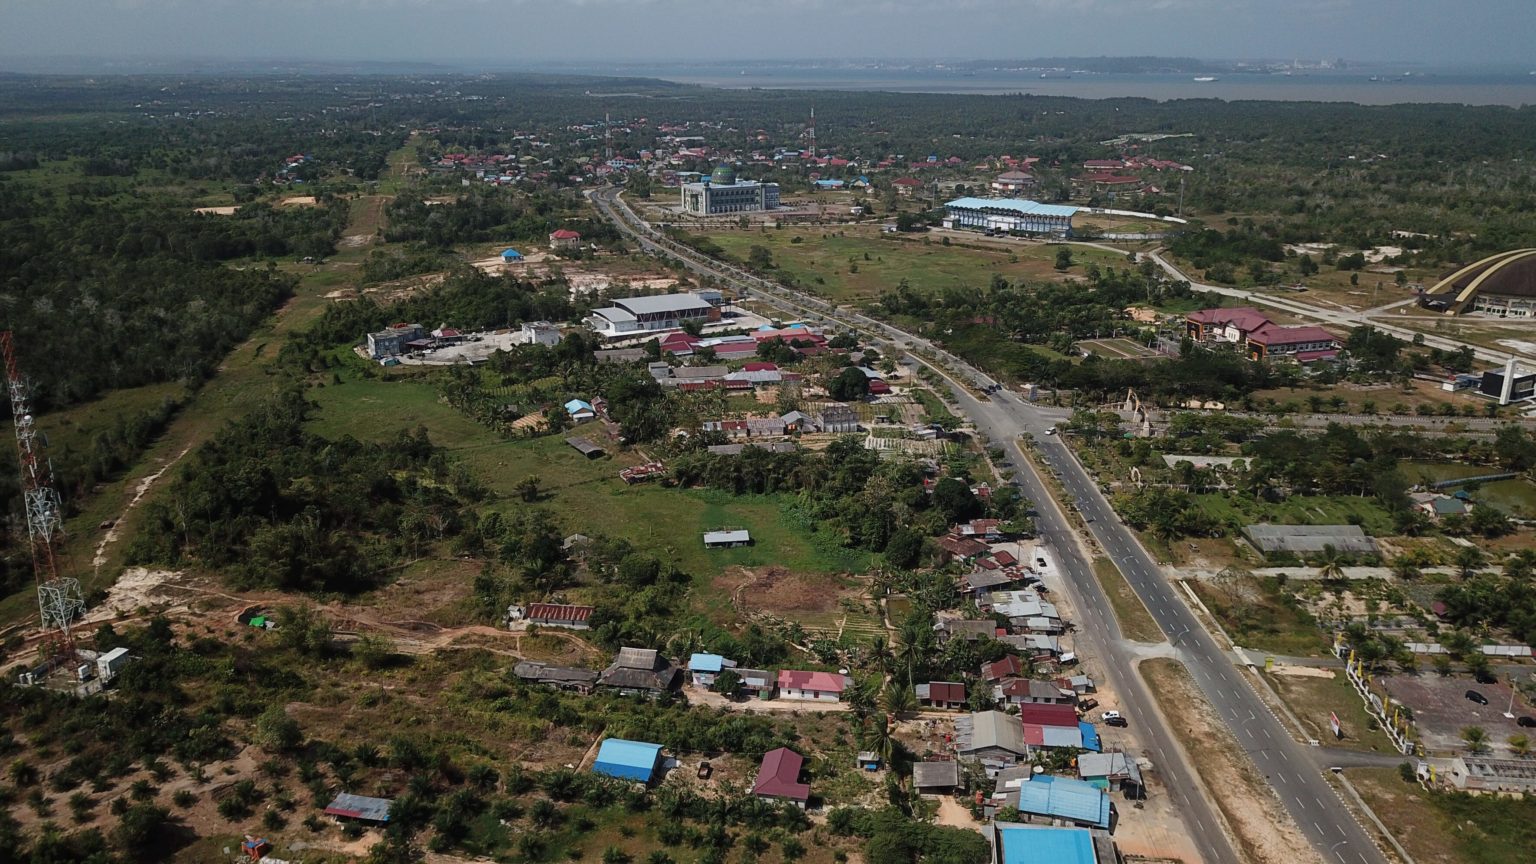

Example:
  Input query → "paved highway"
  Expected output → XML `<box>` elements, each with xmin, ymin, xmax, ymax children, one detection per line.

<box><xmin>592</xmin><ymin>188</ymin><xmax>1392</xmax><ymax>864</ymax></box>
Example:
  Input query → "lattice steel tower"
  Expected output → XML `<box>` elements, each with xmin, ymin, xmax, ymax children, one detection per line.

<box><xmin>1</xmin><ymin>331</ymin><xmax>84</xmax><ymax>660</ymax></box>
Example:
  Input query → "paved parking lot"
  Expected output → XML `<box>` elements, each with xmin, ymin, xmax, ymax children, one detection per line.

<box><xmin>1382</xmin><ymin>674</ymin><xmax>1535</xmax><ymax>755</ymax></box>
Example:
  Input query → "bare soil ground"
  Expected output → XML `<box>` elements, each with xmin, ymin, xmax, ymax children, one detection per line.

<box><xmin>1140</xmin><ymin>658</ymin><xmax>1324</xmax><ymax>864</ymax></box>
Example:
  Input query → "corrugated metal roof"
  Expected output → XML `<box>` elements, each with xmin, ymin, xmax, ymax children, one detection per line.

<box><xmin>1014</xmin><ymin>776</ymin><xmax>1110</xmax><ymax>828</ymax></box>
<box><xmin>594</xmin><ymin>739</ymin><xmax>663</xmax><ymax>774</ymax></box>
<box><xmin>689</xmin><ymin>653</ymin><xmax>726</xmax><ymax>672</ymax></box>
<box><xmin>614</xmin><ymin>293</ymin><xmax>713</xmax><ymax>316</ymax></box>
<box><xmin>752</xmin><ymin>747</ymin><xmax>810</xmax><ymax>801</ymax></box>
<box><xmin>324</xmin><ymin>793</ymin><xmax>393</xmax><ymax>822</ymax></box>
<box><xmin>945</xmin><ymin>197</ymin><xmax>1079</xmax><ymax>218</ymax></box>
<box><xmin>996</xmin><ymin>824</ymin><xmax>1098</xmax><ymax>864</ymax></box>
<box><xmin>704</xmin><ymin>529</ymin><xmax>752</xmax><ymax>545</ymax></box>
<box><xmin>527</xmin><ymin>603</ymin><xmax>593</xmax><ymax>624</ymax></box>
<box><xmin>912</xmin><ymin>761</ymin><xmax>960</xmax><ymax>789</ymax></box>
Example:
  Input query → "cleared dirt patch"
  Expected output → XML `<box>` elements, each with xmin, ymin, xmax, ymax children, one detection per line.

<box><xmin>720</xmin><ymin>565</ymin><xmax>845</xmax><ymax>617</ymax></box>
<box><xmin>1140</xmin><ymin>658</ymin><xmax>1322</xmax><ymax>864</ymax></box>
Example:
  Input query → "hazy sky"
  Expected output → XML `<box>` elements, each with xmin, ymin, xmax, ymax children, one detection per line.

<box><xmin>3</xmin><ymin>0</ymin><xmax>1535</xmax><ymax>68</ymax></box>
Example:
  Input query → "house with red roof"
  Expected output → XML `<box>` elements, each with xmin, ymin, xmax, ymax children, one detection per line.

<box><xmin>982</xmin><ymin>655</ymin><xmax>1025</xmax><ymax>682</ymax></box>
<box><xmin>520</xmin><ymin>603</ymin><xmax>594</xmax><ymax>630</ymax></box>
<box><xmin>892</xmin><ymin>177</ymin><xmax>923</xmax><ymax>197</ymax></box>
<box><xmin>752</xmin><ymin>748</ymin><xmax>810</xmax><ymax>807</ymax></box>
<box><xmin>777</xmin><ymin>670</ymin><xmax>851</xmax><ymax>702</ymax></box>
<box><xmin>549</xmin><ymin>229</ymin><xmax>582</xmax><ymax>250</ymax></box>
<box><xmin>916</xmin><ymin>681</ymin><xmax>968</xmax><ymax>710</ymax></box>
<box><xmin>1017</xmin><ymin>702</ymin><xmax>1080</xmax><ymax>729</ymax></box>
<box><xmin>1185</xmin><ymin>307</ymin><xmax>1273</xmax><ymax>344</ymax></box>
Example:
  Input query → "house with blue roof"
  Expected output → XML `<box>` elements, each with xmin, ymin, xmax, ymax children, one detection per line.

<box><xmin>501</xmin><ymin>248</ymin><xmax>524</xmax><ymax>263</ymax></box>
<box><xmin>1015</xmin><ymin>775</ymin><xmax>1113</xmax><ymax>830</ymax></box>
<box><xmin>687</xmin><ymin>653</ymin><xmax>737</xmax><ymax>688</ymax></box>
<box><xmin>987</xmin><ymin>822</ymin><xmax>1117</xmax><ymax>864</ymax></box>
<box><xmin>994</xmin><ymin>770</ymin><xmax>1113</xmax><ymax>831</ymax></box>
<box><xmin>813</xmin><ymin>178</ymin><xmax>846</xmax><ymax>190</ymax></box>
<box><xmin>941</xmin><ymin>197</ymin><xmax>1078</xmax><ymax>238</ymax></box>
<box><xmin>565</xmin><ymin>399</ymin><xmax>596</xmax><ymax>421</ymax></box>
<box><xmin>592</xmin><ymin>739</ymin><xmax>665</xmax><ymax>783</ymax></box>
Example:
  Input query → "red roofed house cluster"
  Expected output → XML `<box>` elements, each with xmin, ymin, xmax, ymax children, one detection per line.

<box><xmin>1185</xmin><ymin>307</ymin><xmax>1341</xmax><ymax>362</ymax></box>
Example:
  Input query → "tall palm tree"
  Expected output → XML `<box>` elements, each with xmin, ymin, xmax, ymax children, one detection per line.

<box><xmin>1315</xmin><ymin>545</ymin><xmax>1347</xmax><ymax>583</ymax></box>
<box><xmin>1508</xmin><ymin>734</ymin><xmax>1531</xmax><ymax>758</ymax></box>
<box><xmin>866</xmin><ymin>636</ymin><xmax>894</xmax><ymax>680</ymax></box>
<box><xmin>1389</xmin><ymin>555</ymin><xmax>1421</xmax><ymax>582</ymax></box>
<box><xmin>1455</xmin><ymin>546</ymin><xmax>1486</xmax><ymax>581</ymax></box>
<box><xmin>861</xmin><ymin>719</ymin><xmax>896</xmax><ymax>769</ymax></box>
<box><xmin>881</xmin><ymin>681</ymin><xmax>917</xmax><ymax>720</ymax></box>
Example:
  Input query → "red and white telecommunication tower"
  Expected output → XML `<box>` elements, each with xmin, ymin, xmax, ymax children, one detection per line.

<box><xmin>1</xmin><ymin>330</ymin><xmax>85</xmax><ymax>660</ymax></box>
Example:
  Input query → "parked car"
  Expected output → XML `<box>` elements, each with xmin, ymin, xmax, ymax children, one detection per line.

<box><xmin>1078</xmin><ymin>698</ymin><xmax>1099</xmax><ymax>713</ymax></box>
<box><xmin>697</xmin><ymin>761</ymin><xmax>712</xmax><ymax>780</ymax></box>
<box><xmin>1518</xmin><ymin>716</ymin><xmax>1536</xmax><ymax>728</ymax></box>
<box><xmin>1101</xmin><ymin>710</ymin><xmax>1128</xmax><ymax>727</ymax></box>
<box><xmin>1465</xmin><ymin>689</ymin><xmax>1490</xmax><ymax>705</ymax></box>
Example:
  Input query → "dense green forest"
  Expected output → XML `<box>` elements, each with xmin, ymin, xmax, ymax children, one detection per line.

<box><xmin>126</xmin><ymin>389</ymin><xmax>486</xmax><ymax>593</ymax></box>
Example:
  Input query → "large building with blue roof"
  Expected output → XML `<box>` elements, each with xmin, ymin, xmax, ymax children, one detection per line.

<box><xmin>942</xmin><ymin>197</ymin><xmax>1078</xmax><ymax>237</ymax></box>
<box><xmin>987</xmin><ymin>822</ymin><xmax>1118</xmax><ymax>864</ymax></box>
<box><xmin>1000</xmin><ymin>773</ymin><xmax>1113</xmax><ymax>831</ymax></box>
<box><xmin>592</xmin><ymin>739</ymin><xmax>665</xmax><ymax>783</ymax></box>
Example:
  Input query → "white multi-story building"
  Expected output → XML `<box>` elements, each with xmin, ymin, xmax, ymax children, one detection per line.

<box><xmin>681</xmin><ymin>165</ymin><xmax>780</xmax><ymax>215</ymax></box>
<box><xmin>942</xmin><ymin>197</ymin><xmax>1077</xmax><ymax>237</ymax></box>
<box><xmin>586</xmin><ymin>293</ymin><xmax>721</xmax><ymax>337</ymax></box>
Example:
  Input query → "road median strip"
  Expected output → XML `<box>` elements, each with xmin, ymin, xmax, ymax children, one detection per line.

<box><xmin>1140</xmin><ymin>657</ymin><xmax>1325</xmax><ymax>864</ymax></box>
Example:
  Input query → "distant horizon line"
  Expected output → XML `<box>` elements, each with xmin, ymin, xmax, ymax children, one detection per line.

<box><xmin>3</xmin><ymin>54</ymin><xmax>1534</xmax><ymax>74</ymax></box>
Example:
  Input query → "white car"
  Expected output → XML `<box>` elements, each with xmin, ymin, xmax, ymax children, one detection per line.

<box><xmin>1045</xmin><ymin>427</ymin><xmax>1057</xmax><ymax>435</ymax></box>
<box><xmin>1101</xmin><ymin>710</ymin><xmax>1122</xmax><ymax>721</ymax></box>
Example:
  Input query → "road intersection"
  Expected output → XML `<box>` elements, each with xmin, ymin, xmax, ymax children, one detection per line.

<box><xmin>593</xmin><ymin>188</ymin><xmax>1394</xmax><ymax>864</ymax></box>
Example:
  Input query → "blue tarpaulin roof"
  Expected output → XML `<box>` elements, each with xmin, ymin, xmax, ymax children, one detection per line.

<box><xmin>1078</xmin><ymin>722</ymin><xmax>1101</xmax><ymax>752</ymax></box>
<box><xmin>998</xmin><ymin>824</ymin><xmax>1098</xmax><ymax>864</ymax></box>
<box><xmin>501</xmin><ymin>248</ymin><xmax>523</xmax><ymax>258</ymax></box>
<box><xmin>1014</xmin><ymin>775</ymin><xmax>1110</xmax><ymax>829</ymax></box>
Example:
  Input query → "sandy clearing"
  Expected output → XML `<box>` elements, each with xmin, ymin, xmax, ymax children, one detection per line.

<box><xmin>279</xmin><ymin>195</ymin><xmax>318</xmax><ymax>207</ymax></box>
<box><xmin>1270</xmin><ymin>664</ymin><xmax>1336</xmax><ymax>679</ymax></box>
<box><xmin>192</xmin><ymin>205</ymin><xmax>239</xmax><ymax>215</ymax></box>
<box><xmin>933</xmin><ymin>795</ymin><xmax>981</xmax><ymax>830</ymax></box>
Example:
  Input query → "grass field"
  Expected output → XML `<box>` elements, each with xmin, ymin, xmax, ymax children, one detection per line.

<box><xmin>306</xmin><ymin>375</ymin><xmax>871</xmax><ymax>581</ymax></box>
<box><xmin>700</xmin><ymin>227</ymin><xmax>1126</xmax><ymax>302</ymax></box>
<box><xmin>1401</xmin><ymin>461</ymin><xmax>1536</xmax><ymax>518</ymax></box>
<box><xmin>1190</xmin><ymin>576</ymin><xmax>1327</xmax><ymax>657</ymax></box>
<box><xmin>1264</xmin><ymin>668</ymin><xmax>1400</xmax><ymax>753</ymax></box>
<box><xmin>1349</xmin><ymin>766</ymin><xmax>1536</xmax><ymax>864</ymax></box>
<box><xmin>1192</xmin><ymin>492</ymin><xmax>1396</xmax><ymax>536</ymax></box>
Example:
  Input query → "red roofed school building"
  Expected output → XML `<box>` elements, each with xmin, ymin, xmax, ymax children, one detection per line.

<box><xmin>549</xmin><ymin>229</ymin><xmax>583</xmax><ymax>250</ymax></box>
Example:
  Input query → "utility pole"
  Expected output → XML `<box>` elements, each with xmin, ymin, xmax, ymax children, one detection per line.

<box><xmin>2</xmin><ymin>331</ymin><xmax>85</xmax><ymax>668</ymax></box>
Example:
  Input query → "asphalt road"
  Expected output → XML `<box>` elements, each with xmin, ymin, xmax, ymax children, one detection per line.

<box><xmin>592</xmin><ymin>188</ymin><xmax>1391</xmax><ymax>864</ymax></box>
